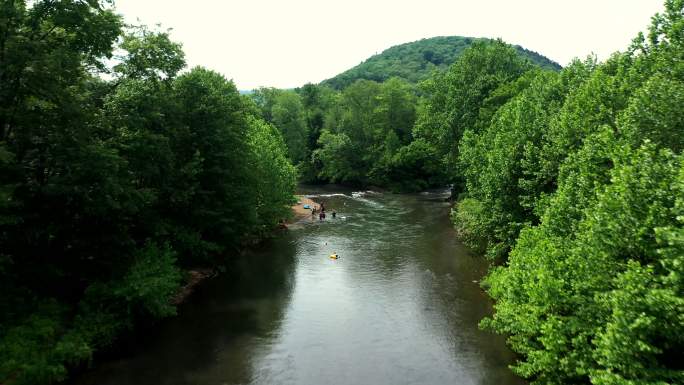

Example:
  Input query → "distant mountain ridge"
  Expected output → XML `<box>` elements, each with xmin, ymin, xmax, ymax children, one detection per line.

<box><xmin>321</xmin><ymin>36</ymin><xmax>562</xmax><ymax>89</ymax></box>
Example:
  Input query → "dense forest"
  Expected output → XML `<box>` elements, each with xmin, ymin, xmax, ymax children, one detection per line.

<box><xmin>0</xmin><ymin>2</ymin><xmax>296</xmax><ymax>384</ymax></box>
<box><xmin>320</xmin><ymin>36</ymin><xmax>562</xmax><ymax>89</ymax></box>
<box><xmin>257</xmin><ymin>1</ymin><xmax>683</xmax><ymax>384</ymax></box>
<box><xmin>253</xmin><ymin>39</ymin><xmax>561</xmax><ymax>192</ymax></box>
<box><xmin>2</xmin><ymin>0</ymin><xmax>683</xmax><ymax>384</ymax></box>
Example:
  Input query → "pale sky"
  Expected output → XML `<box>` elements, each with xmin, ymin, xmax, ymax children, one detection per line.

<box><xmin>112</xmin><ymin>0</ymin><xmax>664</xmax><ymax>90</ymax></box>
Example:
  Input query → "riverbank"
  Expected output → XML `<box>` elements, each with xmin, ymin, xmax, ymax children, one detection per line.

<box><xmin>172</xmin><ymin>268</ymin><xmax>216</xmax><ymax>305</ymax></box>
<box><xmin>290</xmin><ymin>195</ymin><xmax>316</xmax><ymax>222</ymax></box>
<box><xmin>176</xmin><ymin>197</ymin><xmax>314</xmax><ymax>305</ymax></box>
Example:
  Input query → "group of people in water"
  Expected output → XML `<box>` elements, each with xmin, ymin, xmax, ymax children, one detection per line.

<box><xmin>308</xmin><ymin>201</ymin><xmax>340</xmax><ymax>260</ymax></box>
<box><xmin>311</xmin><ymin>202</ymin><xmax>336</xmax><ymax>221</ymax></box>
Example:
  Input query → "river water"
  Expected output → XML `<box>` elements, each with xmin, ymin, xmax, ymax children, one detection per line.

<box><xmin>71</xmin><ymin>186</ymin><xmax>523</xmax><ymax>385</ymax></box>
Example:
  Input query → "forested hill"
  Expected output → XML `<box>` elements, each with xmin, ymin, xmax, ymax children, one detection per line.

<box><xmin>321</xmin><ymin>36</ymin><xmax>562</xmax><ymax>89</ymax></box>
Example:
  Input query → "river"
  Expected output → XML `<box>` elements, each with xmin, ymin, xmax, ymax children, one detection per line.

<box><xmin>71</xmin><ymin>186</ymin><xmax>524</xmax><ymax>385</ymax></box>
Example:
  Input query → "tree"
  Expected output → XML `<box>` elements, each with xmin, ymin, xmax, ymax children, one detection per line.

<box><xmin>375</xmin><ymin>77</ymin><xmax>416</xmax><ymax>144</ymax></box>
<box><xmin>414</xmin><ymin>40</ymin><xmax>533</xmax><ymax>183</ymax></box>
<box><xmin>483</xmin><ymin>144</ymin><xmax>683</xmax><ymax>384</ymax></box>
<box><xmin>271</xmin><ymin>92</ymin><xmax>309</xmax><ymax>163</ymax></box>
<box><xmin>0</xmin><ymin>5</ymin><xmax>298</xmax><ymax>383</ymax></box>
<box><xmin>171</xmin><ymin>67</ymin><xmax>255</xmax><ymax>260</ymax></box>
<box><xmin>246</xmin><ymin>116</ymin><xmax>297</xmax><ymax>234</ymax></box>
<box><xmin>476</xmin><ymin>3</ymin><xmax>684</xmax><ymax>383</ymax></box>
<box><xmin>456</xmin><ymin>65</ymin><xmax>591</xmax><ymax>260</ymax></box>
<box><xmin>313</xmin><ymin>78</ymin><xmax>423</xmax><ymax>189</ymax></box>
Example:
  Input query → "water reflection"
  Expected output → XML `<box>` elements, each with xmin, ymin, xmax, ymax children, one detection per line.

<box><xmin>70</xmin><ymin>187</ymin><xmax>524</xmax><ymax>385</ymax></box>
<box><xmin>72</xmin><ymin>236</ymin><xmax>298</xmax><ymax>385</ymax></box>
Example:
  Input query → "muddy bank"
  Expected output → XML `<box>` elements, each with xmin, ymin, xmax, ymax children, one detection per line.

<box><xmin>173</xmin><ymin>195</ymin><xmax>325</xmax><ymax>305</ymax></box>
<box><xmin>290</xmin><ymin>195</ymin><xmax>317</xmax><ymax>221</ymax></box>
<box><xmin>171</xmin><ymin>268</ymin><xmax>216</xmax><ymax>305</ymax></box>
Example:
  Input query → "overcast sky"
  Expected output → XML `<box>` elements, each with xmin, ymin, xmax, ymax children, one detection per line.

<box><xmin>112</xmin><ymin>0</ymin><xmax>664</xmax><ymax>90</ymax></box>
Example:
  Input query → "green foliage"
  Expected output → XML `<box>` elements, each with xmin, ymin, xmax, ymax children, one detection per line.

<box><xmin>314</xmin><ymin>130</ymin><xmax>361</xmax><ymax>184</ymax></box>
<box><xmin>312</xmin><ymin>78</ymin><xmax>425</xmax><ymax>188</ymax></box>
<box><xmin>114</xmin><ymin>25</ymin><xmax>186</xmax><ymax>80</ymax></box>
<box><xmin>375</xmin><ymin>78</ymin><xmax>417</xmax><ymax>143</ymax></box>
<box><xmin>0</xmin><ymin>2</ymin><xmax>296</xmax><ymax>384</ymax></box>
<box><xmin>112</xmin><ymin>242</ymin><xmax>182</xmax><ymax>319</ymax></box>
<box><xmin>321</xmin><ymin>36</ymin><xmax>561</xmax><ymax>89</ymax></box>
<box><xmin>414</xmin><ymin>40</ymin><xmax>534</xmax><ymax>181</ymax></box>
<box><xmin>620</xmin><ymin>73</ymin><xmax>684</xmax><ymax>152</ymax></box>
<box><xmin>456</xmin><ymin>68</ymin><xmax>587</xmax><ymax>259</ymax></box>
<box><xmin>170</xmin><ymin>67</ymin><xmax>255</xmax><ymax>259</ymax></box>
<box><xmin>271</xmin><ymin>92</ymin><xmax>309</xmax><ymax>163</ymax></box>
<box><xmin>451</xmin><ymin>198</ymin><xmax>488</xmax><ymax>254</ymax></box>
<box><xmin>458</xmin><ymin>2</ymin><xmax>684</xmax><ymax>383</ymax></box>
<box><xmin>483</xmin><ymin>145</ymin><xmax>683</xmax><ymax>384</ymax></box>
<box><xmin>258</xmin><ymin>39</ymin><xmax>559</xmax><ymax>191</ymax></box>
<box><xmin>0</xmin><ymin>243</ymin><xmax>181</xmax><ymax>385</ymax></box>
<box><xmin>251</xmin><ymin>88</ymin><xmax>312</xmax><ymax>164</ymax></box>
<box><xmin>3</xmin><ymin>1</ymin><xmax>682</xmax><ymax>384</ymax></box>
<box><xmin>379</xmin><ymin>139</ymin><xmax>444</xmax><ymax>192</ymax></box>
<box><xmin>0</xmin><ymin>301</ymin><xmax>71</xmax><ymax>385</ymax></box>
<box><xmin>246</xmin><ymin>116</ymin><xmax>298</xmax><ymax>233</ymax></box>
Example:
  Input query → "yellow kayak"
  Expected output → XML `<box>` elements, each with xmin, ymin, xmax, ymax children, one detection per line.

<box><xmin>329</xmin><ymin>254</ymin><xmax>339</xmax><ymax>259</ymax></box>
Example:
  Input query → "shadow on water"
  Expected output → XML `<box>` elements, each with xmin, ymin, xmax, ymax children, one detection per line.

<box><xmin>71</xmin><ymin>236</ymin><xmax>299</xmax><ymax>385</ymax></box>
<box><xmin>70</xmin><ymin>186</ymin><xmax>524</xmax><ymax>385</ymax></box>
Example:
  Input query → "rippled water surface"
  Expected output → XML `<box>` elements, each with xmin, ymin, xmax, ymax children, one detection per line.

<box><xmin>71</xmin><ymin>186</ymin><xmax>523</xmax><ymax>385</ymax></box>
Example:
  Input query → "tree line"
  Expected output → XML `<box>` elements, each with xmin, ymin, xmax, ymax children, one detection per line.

<box><xmin>465</xmin><ymin>3</ymin><xmax>684</xmax><ymax>383</ymax></box>
<box><xmin>0</xmin><ymin>2</ymin><xmax>295</xmax><ymax>384</ymax></box>
<box><xmin>253</xmin><ymin>41</ymin><xmax>562</xmax><ymax>192</ymax></box>
<box><xmin>253</xmin><ymin>77</ymin><xmax>442</xmax><ymax>191</ymax></box>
